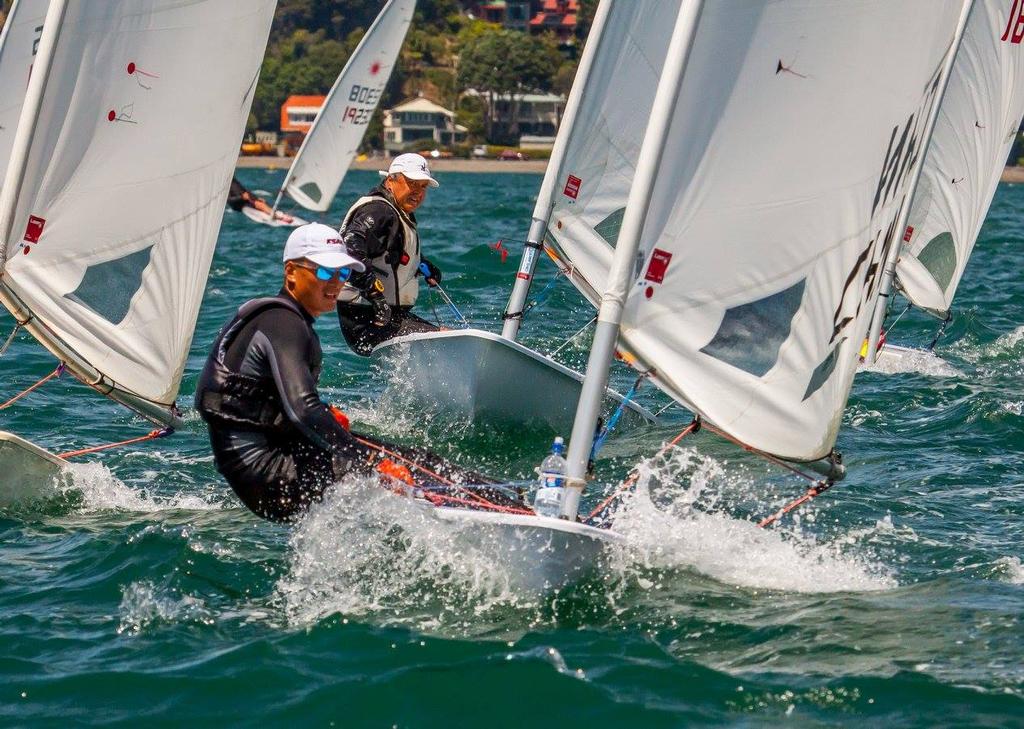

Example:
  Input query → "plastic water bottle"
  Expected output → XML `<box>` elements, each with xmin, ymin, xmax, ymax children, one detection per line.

<box><xmin>533</xmin><ymin>436</ymin><xmax>567</xmax><ymax>518</ymax></box>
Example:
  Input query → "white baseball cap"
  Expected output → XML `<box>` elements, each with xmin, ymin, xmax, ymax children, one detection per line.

<box><xmin>379</xmin><ymin>152</ymin><xmax>439</xmax><ymax>187</ymax></box>
<box><xmin>283</xmin><ymin>223</ymin><xmax>365</xmax><ymax>271</ymax></box>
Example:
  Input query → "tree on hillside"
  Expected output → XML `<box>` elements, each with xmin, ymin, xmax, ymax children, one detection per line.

<box><xmin>457</xmin><ymin>28</ymin><xmax>562</xmax><ymax>143</ymax></box>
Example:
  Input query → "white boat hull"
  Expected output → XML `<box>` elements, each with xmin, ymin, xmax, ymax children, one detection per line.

<box><xmin>860</xmin><ymin>343</ymin><xmax>960</xmax><ymax>376</ymax></box>
<box><xmin>0</xmin><ymin>431</ymin><xmax>70</xmax><ymax>505</ymax></box>
<box><xmin>240</xmin><ymin>205</ymin><xmax>308</xmax><ymax>228</ymax></box>
<box><xmin>372</xmin><ymin>329</ymin><xmax>656</xmax><ymax>432</ymax></box>
<box><xmin>421</xmin><ymin>502</ymin><xmax>620</xmax><ymax>592</ymax></box>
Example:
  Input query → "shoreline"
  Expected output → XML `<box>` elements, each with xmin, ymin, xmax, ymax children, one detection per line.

<box><xmin>239</xmin><ymin>155</ymin><xmax>1024</xmax><ymax>182</ymax></box>
<box><xmin>236</xmin><ymin>155</ymin><xmax>548</xmax><ymax>174</ymax></box>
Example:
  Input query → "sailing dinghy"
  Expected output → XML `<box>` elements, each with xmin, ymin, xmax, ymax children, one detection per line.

<box><xmin>863</xmin><ymin>0</ymin><xmax>1024</xmax><ymax>372</ymax></box>
<box><xmin>240</xmin><ymin>203</ymin><xmax>308</xmax><ymax>228</ymax></box>
<box><xmin>372</xmin><ymin>0</ymin><xmax>972</xmax><ymax>591</ymax></box>
<box><xmin>0</xmin><ymin>0</ymin><xmax>276</xmax><ymax>485</ymax></box>
<box><xmin>254</xmin><ymin>0</ymin><xmax>415</xmax><ymax>226</ymax></box>
<box><xmin>371</xmin><ymin>0</ymin><xmax>676</xmax><ymax>433</ymax></box>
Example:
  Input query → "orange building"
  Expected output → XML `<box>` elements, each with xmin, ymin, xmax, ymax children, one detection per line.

<box><xmin>280</xmin><ymin>95</ymin><xmax>326</xmax><ymax>133</ymax></box>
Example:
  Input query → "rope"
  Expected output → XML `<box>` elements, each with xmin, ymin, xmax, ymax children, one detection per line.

<box><xmin>0</xmin><ymin>363</ymin><xmax>64</xmax><ymax>410</ymax></box>
<box><xmin>549</xmin><ymin>316</ymin><xmax>597</xmax><ymax>357</ymax></box>
<box><xmin>0</xmin><ymin>323</ymin><xmax>21</xmax><ymax>356</ymax></box>
<box><xmin>521</xmin><ymin>271</ymin><xmax>563</xmax><ymax>317</ymax></box>
<box><xmin>927</xmin><ymin>311</ymin><xmax>953</xmax><ymax>351</ymax></box>
<box><xmin>757</xmin><ymin>481</ymin><xmax>833</xmax><ymax>528</ymax></box>
<box><xmin>58</xmin><ymin>427</ymin><xmax>173</xmax><ymax>459</ymax></box>
<box><xmin>590</xmin><ymin>373</ymin><xmax>647</xmax><ymax>459</ymax></box>
<box><xmin>585</xmin><ymin>418</ymin><xmax>701</xmax><ymax>522</ymax></box>
<box><xmin>352</xmin><ymin>434</ymin><xmax>533</xmax><ymax>515</ymax></box>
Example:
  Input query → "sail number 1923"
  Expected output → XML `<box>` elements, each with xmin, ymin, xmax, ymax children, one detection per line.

<box><xmin>342</xmin><ymin>84</ymin><xmax>382</xmax><ymax>125</ymax></box>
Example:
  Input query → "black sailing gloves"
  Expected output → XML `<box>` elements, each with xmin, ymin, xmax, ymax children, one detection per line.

<box><xmin>419</xmin><ymin>257</ymin><xmax>442</xmax><ymax>288</ymax></box>
<box><xmin>365</xmin><ymin>280</ymin><xmax>392</xmax><ymax>327</ymax></box>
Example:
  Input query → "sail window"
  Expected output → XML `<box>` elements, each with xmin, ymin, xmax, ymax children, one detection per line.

<box><xmin>803</xmin><ymin>338</ymin><xmax>845</xmax><ymax>401</ymax></box>
<box><xmin>298</xmin><ymin>182</ymin><xmax>322</xmax><ymax>204</ymax></box>
<box><xmin>64</xmin><ymin>245</ymin><xmax>154</xmax><ymax>325</ymax></box>
<box><xmin>699</xmin><ymin>279</ymin><xmax>806</xmax><ymax>377</ymax></box>
<box><xmin>915</xmin><ymin>231</ymin><xmax>957</xmax><ymax>294</ymax></box>
<box><xmin>594</xmin><ymin>207</ymin><xmax>625</xmax><ymax>246</ymax></box>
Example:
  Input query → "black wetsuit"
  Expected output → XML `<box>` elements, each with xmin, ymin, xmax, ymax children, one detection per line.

<box><xmin>195</xmin><ymin>291</ymin><xmax>369</xmax><ymax>522</ymax></box>
<box><xmin>337</xmin><ymin>185</ymin><xmax>438</xmax><ymax>355</ymax></box>
<box><xmin>226</xmin><ymin>177</ymin><xmax>251</xmax><ymax>212</ymax></box>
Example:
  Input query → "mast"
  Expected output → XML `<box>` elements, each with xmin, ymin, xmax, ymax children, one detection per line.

<box><xmin>863</xmin><ymin>0</ymin><xmax>975</xmax><ymax>364</ymax></box>
<box><xmin>560</xmin><ymin>0</ymin><xmax>705</xmax><ymax>520</ymax></box>
<box><xmin>500</xmin><ymin>0</ymin><xmax>613</xmax><ymax>341</ymax></box>
<box><xmin>0</xmin><ymin>0</ymin><xmax>65</xmax><ymax>269</ymax></box>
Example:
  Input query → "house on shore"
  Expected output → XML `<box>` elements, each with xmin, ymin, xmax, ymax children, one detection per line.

<box><xmin>382</xmin><ymin>97</ymin><xmax>467</xmax><ymax>152</ymax></box>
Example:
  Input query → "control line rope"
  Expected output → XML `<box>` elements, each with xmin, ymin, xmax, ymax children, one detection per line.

<box><xmin>352</xmin><ymin>434</ymin><xmax>531</xmax><ymax>515</ymax></box>
<box><xmin>58</xmin><ymin>427</ymin><xmax>174</xmax><ymax>459</ymax></box>
<box><xmin>0</xmin><ymin>363</ymin><xmax>65</xmax><ymax>410</ymax></box>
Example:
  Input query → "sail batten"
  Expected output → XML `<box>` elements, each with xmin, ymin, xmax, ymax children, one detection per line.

<box><xmin>0</xmin><ymin>0</ymin><xmax>276</xmax><ymax>417</ymax></box>
<box><xmin>280</xmin><ymin>0</ymin><xmax>415</xmax><ymax>214</ymax></box>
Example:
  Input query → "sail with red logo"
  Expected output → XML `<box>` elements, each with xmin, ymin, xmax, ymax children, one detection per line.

<box><xmin>0</xmin><ymin>0</ymin><xmax>276</xmax><ymax>428</ymax></box>
<box><xmin>883</xmin><ymin>0</ymin><xmax>1024</xmax><ymax>344</ymax></box>
<box><xmin>272</xmin><ymin>0</ymin><xmax>416</xmax><ymax>217</ymax></box>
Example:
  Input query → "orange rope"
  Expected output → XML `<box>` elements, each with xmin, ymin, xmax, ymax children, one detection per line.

<box><xmin>0</xmin><ymin>364</ymin><xmax>64</xmax><ymax>410</ymax></box>
<box><xmin>585</xmin><ymin>419</ymin><xmax>701</xmax><ymax>522</ymax></box>
<box><xmin>352</xmin><ymin>434</ymin><xmax>530</xmax><ymax>513</ymax></box>
<box><xmin>757</xmin><ymin>481</ymin><xmax>833</xmax><ymax>528</ymax></box>
<box><xmin>58</xmin><ymin>427</ymin><xmax>172</xmax><ymax>459</ymax></box>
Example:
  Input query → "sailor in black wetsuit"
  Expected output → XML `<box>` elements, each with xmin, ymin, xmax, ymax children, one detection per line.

<box><xmin>195</xmin><ymin>223</ymin><xmax>382</xmax><ymax>522</ymax></box>
<box><xmin>336</xmin><ymin>153</ymin><xmax>443</xmax><ymax>355</ymax></box>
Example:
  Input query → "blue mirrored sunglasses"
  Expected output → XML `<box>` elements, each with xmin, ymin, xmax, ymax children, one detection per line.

<box><xmin>300</xmin><ymin>263</ymin><xmax>351</xmax><ymax>282</ymax></box>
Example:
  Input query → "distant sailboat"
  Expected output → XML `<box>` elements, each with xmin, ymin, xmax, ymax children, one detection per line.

<box><xmin>370</xmin><ymin>0</ymin><xmax>674</xmax><ymax>433</ymax></box>
<box><xmin>0</xmin><ymin>0</ymin><xmax>276</xmax><ymax>482</ymax></box>
<box><xmin>245</xmin><ymin>0</ymin><xmax>415</xmax><ymax>226</ymax></box>
<box><xmin>864</xmin><ymin>0</ymin><xmax>1024</xmax><ymax>371</ymax></box>
<box><xmin>375</xmin><ymin>0</ymin><xmax>972</xmax><ymax>591</ymax></box>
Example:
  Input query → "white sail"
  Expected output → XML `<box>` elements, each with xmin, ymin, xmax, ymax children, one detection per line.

<box><xmin>543</xmin><ymin>0</ymin><xmax>680</xmax><ymax>305</ymax></box>
<box><xmin>592</xmin><ymin>0</ymin><xmax>967</xmax><ymax>462</ymax></box>
<box><xmin>895</xmin><ymin>0</ymin><xmax>1024</xmax><ymax>317</ymax></box>
<box><xmin>281</xmin><ymin>0</ymin><xmax>415</xmax><ymax>213</ymax></box>
<box><xmin>0</xmin><ymin>0</ymin><xmax>49</xmax><ymax>181</ymax></box>
<box><xmin>0</xmin><ymin>0</ymin><xmax>276</xmax><ymax>412</ymax></box>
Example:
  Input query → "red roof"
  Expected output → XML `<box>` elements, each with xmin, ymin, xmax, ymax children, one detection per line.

<box><xmin>542</xmin><ymin>0</ymin><xmax>557</xmax><ymax>10</ymax></box>
<box><xmin>280</xmin><ymin>95</ymin><xmax>326</xmax><ymax>132</ymax></box>
<box><xmin>529</xmin><ymin>12</ymin><xmax>546</xmax><ymax>25</ymax></box>
<box><xmin>561</xmin><ymin>13</ymin><xmax>576</xmax><ymax>25</ymax></box>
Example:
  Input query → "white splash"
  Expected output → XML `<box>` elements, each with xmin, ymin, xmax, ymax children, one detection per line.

<box><xmin>1000</xmin><ymin>401</ymin><xmax>1024</xmax><ymax>416</ymax></box>
<box><xmin>62</xmin><ymin>461</ymin><xmax>226</xmax><ymax>513</ymax></box>
<box><xmin>605</xmin><ymin>448</ymin><xmax>895</xmax><ymax>594</ymax></box>
<box><xmin>995</xmin><ymin>556</ymin><xmax>1024</xmax><ymax>585</ymax></box>
<box><xmin>277</xmin><ymin>476</ymin><xmax>539</xmax><ymax>633</ymax></box>
<box><xmin>117</xmin><ymin>580</ymin><xmax>212</xmax><ymax>634</ymax></box>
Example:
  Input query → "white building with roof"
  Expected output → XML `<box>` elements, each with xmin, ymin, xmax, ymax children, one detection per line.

<box><xmin>382</xmin><ymin>97</ymin><xmax>468</xmax><ymax>151</ymax></box>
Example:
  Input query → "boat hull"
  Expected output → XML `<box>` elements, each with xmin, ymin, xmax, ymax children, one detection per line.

<box><xmin>422</xmin><ymin>502</ymin><xmax>620</xmax><ymax>592</ymax></box>
<box><xmin>372</xmin><ymin>329</ymin><xmax>655</xmax><ymax>433</ymax></box>
<box><xmin>0</xmin><ymin>431</ymin><xmax>70</xmax><ymax>505</ymax></box>
<box><xmin>860</xmin><ymin>343</ymin><xmax>960</xmax><ymax>376</ymax></box>
<box><xmin>240</xmin><ymin>205</ymin><xmax>308</xmax><ymax>228</ymax></box>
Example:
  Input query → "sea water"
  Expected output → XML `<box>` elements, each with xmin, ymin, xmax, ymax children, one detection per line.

<box><xmin>0</xmin><ymin>169</ymin><xmax>1022</xmax><ymax>726</ymax></box>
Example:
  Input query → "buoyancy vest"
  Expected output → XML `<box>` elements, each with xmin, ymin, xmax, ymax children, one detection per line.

<box><xmin>337</xmin><ymin>194</ymin><xmax>420</xmax><ymax>307</ymax></box>
<box><xmin>195</xmin><ymin>296</ymin><xmax>308</xmax><ymax>433</ymax></box>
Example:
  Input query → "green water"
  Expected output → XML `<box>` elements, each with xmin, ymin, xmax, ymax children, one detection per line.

<box><xmin>1</xmin><ymin>169</ymin><xmax>1022</xmax><ymax>727</ymax></box>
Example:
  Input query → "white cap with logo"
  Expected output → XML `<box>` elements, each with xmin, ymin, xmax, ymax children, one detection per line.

<box><xmin>283</xmin><ymin>223</ymin><xmax>365</xmax><ymax>271</ymax></box>
<box><xmin>379</xmin><ymin>152</ymin><xmax>440</xmax><ymax>187</ymax></box>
